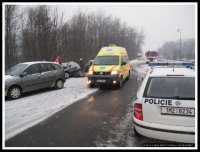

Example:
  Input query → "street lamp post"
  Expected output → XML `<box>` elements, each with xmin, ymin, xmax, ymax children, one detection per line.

<box><xmin>177</xmin><ymin>28</ymin><xmax>181</xmax><ymax>60</ymax></box>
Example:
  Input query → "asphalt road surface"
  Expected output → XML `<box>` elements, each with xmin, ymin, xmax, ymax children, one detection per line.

<box><xmin>5</xmin><ymin>64</ymin><xmax>172</xmax><ymax>148</ymax></box>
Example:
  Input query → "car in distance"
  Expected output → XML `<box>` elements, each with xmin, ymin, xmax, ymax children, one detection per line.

<box><xmin>5</xmin><ymin>61</ymin><xmax>66</xmax><ymax>100</ymax></box>
<box><xmin>133</xmin><ymin>61</ymin><xmax>195</xmax><ymax>143</ymax></box>
<box><xmin>62</xmin><ymin>61</ymin><xmax>83</xmax><ymax>79</ymax></box>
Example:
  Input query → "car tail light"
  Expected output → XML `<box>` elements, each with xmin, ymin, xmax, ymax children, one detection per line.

<box><xmin>134</xmin><ymin>103</ymin><xmax>143</xmax><ymax>120</ymax></box>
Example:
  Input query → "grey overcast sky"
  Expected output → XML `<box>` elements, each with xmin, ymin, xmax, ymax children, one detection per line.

<box><xmin>17</xmin><ymin>3</ymin><xmax>197</xmax><ymax>53</ymax></box>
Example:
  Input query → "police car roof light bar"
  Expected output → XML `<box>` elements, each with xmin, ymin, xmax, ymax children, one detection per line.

<box><xmin>149</xmin><ymin>61</ymin><xmax>194</xmax><ymax>67</ymax></box>
<box><xmin>182</xmin><ymin>61</ymin><xmax>194</xmax><ymax>66</ymax></box>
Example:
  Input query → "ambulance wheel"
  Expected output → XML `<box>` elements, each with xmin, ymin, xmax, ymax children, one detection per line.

<box><xmin>118</xmin><ymin>76</ymin><xmax>123</xmax><ymax>88</ymax></box>
<box><xmin>127</xmin><ymin>71</ymin><xmax>130</xmax><ymax>80</ymax></box>
<box><xmin>89</xmin><ymin>83</ymin><xmax>95</xmax><ymax>88</ymax></box>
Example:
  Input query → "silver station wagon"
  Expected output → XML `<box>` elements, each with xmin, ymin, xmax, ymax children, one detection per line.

<box><xmin>5</xmin><ymin>61</ymin><xmax>66</xmax><ymax>100</ymax></box>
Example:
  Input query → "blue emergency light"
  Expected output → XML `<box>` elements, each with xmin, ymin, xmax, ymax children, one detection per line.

<box><xmin>149</xmin><ymin>61</ymin><xmax>194</xmax><ymax>67</ymax></box>
<box><xmin>149</xmin><ymin>62</ymin><xmax>168</xmax><ymax>66</ymax></box>
<box><xmin>182</xmin><ymin>61</ymin><xmax>194</xmax><ymax>66</ymax></box>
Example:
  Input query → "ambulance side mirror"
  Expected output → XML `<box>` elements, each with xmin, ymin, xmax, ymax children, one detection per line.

<box><xmin>121</xmin><ymin>62</ymin><xmax>126</xmax><ymax>66</ymax></box>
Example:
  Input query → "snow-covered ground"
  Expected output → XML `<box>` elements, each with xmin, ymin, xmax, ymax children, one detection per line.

<box><xmin>129</xmin><ymin>59</ymin><xmax>145</xmax><ymax>67</ymax></box>
<box><xmin>4</xmin><ymin>59</ymin><xmax>146</xmax><ymax>141</ymax></box>
<box><xmin>129</xmin><ymin>59</ymin><xmax>149</xmax><ymax>75</ymax></box>
<box><xmin>4</xmin><ymin>77</ymin><xmax>98</xmax><ymax>140</ymax></box>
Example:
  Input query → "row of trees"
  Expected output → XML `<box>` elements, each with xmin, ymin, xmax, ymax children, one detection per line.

<box><xmin>5</xmin><ymin>5</ymin><xmax>145</xmax><ymax>70</ymax></box>
<box><xmin>157</xmin><ymin>38</ymin><xmax>195</xmax><ymax>60</ymax></box>
<box><xmin>5</xmin><ymin>5</ymin><xmax>19</xmax><ymax>70</ymax></box>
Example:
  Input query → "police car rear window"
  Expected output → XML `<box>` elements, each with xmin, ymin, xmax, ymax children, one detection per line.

<box><xmin>143</xmin><ymin>77</ymin><xmax>195</xmax><ymax>100</ymax></box>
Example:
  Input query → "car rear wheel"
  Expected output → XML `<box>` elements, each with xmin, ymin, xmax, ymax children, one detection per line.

<box><xmin>55</xmin><ymin>79</ymin><xmax>64</xmax><ymax>89</ymax></box>
<box><xmin>65</xmin><ymin>72</ymin><xmax>70</xmax><ymax>79</ymax></box>
<box><xmin>78</xmin><ymin>70</ymin><xmax>84</xmax><ymax>77</ymax></box>
<box><xmin>8</xmin><ymin>86</ymin><xmax>22</xmax><ymax>100</ymax></box>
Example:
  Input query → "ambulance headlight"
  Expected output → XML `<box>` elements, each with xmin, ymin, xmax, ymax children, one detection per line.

<box><xmin>89</xmin><ymin>71</ymin><xmax>93</xmax><ymax>75</ymax></box>
<box><xmin>111</xmin><ymin>71</ymin><xmax>118</xmax><ymax>75</ymax></box>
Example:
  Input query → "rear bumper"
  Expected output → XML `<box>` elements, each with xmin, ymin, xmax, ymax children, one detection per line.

<box><xmin>133</xmin><ymin>117</ymin><xmax>195</xmax><ymax>143</ymax></box>
<box><xmin>88</xmin><ymin>74</ymin><xmax>120</xmax><ymax>85</ymax></box>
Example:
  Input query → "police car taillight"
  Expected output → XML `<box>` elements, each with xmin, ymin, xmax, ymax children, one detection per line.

<box><xmin>134</xmin><ymin>103</ymin><xmax>143</xmax><ymax>121</ymax></box>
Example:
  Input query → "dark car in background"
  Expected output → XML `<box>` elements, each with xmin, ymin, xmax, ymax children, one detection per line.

<box><xmin>62</xmin><ymin>61</ymin><xmax>83</xmax><ymax>79</ymax></box>
<box><xmin>5</xmin><ymin>61</ymin><xmax>66</xmax><ymax>100</ymax></box>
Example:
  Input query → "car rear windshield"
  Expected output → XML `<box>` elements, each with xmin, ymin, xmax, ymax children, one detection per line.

<box><xmin>144</xmin><ymin>77</ymin><xmax>195</xmax><ymax>100</ymax></box>
<box><xmin>5</xmin><ymin>64</ymin><xmax>28</xmax><ymax>76</ymax></box>
<box><xmin>93</xmin><ymin>56</ymin><xmax>119</xmax><ymax>65</ymax></box>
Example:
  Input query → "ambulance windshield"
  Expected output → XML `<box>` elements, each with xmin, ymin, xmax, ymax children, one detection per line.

<box><xmin>93</xmin><ymin>56</ymin><xmax>119</xmax><ymax>65</ymax></box>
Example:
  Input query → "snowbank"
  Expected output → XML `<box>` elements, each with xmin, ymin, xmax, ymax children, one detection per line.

<box><xmin>129</xmin><ymin>59</ymin><xmax>146</xmax><ymax>67</ymax></box>
<box><xmin>4</xmin><ymin>77</ymin><xmax>98</xmax><ymax>140</ymax></box>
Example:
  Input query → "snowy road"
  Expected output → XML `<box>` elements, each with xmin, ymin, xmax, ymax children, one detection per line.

<box><xmin>5</xmin><ymin>60</ymin><xmax>175</xmax><ymax>148</ymax></box>
<box><xmin>4</xmin><ymin>59</ymin><xmax>147</xmax><ymax>141</ymax></box>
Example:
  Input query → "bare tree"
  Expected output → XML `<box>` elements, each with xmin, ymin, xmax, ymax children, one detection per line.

<box><xmin>21</xmin><ymin>6</ymin><xmax>63</xmax><ymax>62</ymax></box>
<box><xmin>5</xmin><ymin>6</ymin><xmax>145</xmax><ymax>68</ymax></box>
<box><xmin>157</xmin><ymin>38</ymin><xmax>195</xmax><ymax>60</ymax></box>
<box><xmin>5</xmin><ymin>5</ymin><xmax>18</xmax><ymax>70</ymax></box>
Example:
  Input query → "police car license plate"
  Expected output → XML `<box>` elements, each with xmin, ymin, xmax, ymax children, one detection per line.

<box><xmin>96</xmin><ymin>79</ymin><xmax>106</xmax><ymax>83</ymax></box>
<box><xmin>161</xmin><ymin>107</ymin><xmax>195</xmax><ymax>116</ymax></box>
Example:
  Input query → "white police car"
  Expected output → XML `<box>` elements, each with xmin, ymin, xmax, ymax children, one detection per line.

<box><xmin>133</xmin><ymin>61</ymin><xmax>195</xmax><ymax>143</ymax></box>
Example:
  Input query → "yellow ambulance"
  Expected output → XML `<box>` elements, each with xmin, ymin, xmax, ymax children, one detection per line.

<box><xmin>87</xmin><ymin>44</ymin><xmax>130</xmax><ymax>88</ymax></box>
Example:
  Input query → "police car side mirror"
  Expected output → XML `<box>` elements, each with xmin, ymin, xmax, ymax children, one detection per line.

<box><xmin>136</xmin><ymin>77</ymin><xmax>143</xmax><ymax>81</ymax></box>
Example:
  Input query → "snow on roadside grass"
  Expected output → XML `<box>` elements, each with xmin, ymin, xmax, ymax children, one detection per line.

<box><xmin>129</xmin><ymin>59</ymin><xmax>145</xmax><ymax>67</ymax></box>
<box><xmin>5</xmin><ymin>77</ymin><xmax>98</xmax><ymax>140</ymax></box>
<box><xmin>134</xmin><ymin>64</ymin><xmax>150</xmax><ymax>75</ymax></box>
<box><xmin>129</xmin><ymin>59</ymin><xmax>149</xmax><ymax>75</ymax></box>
